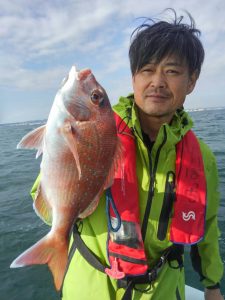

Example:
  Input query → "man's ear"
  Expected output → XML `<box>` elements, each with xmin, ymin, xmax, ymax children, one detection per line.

<box><xmin>187</xmin><ymin>71</ymin><xmax>198</xmax><ymax>95</ymax></box>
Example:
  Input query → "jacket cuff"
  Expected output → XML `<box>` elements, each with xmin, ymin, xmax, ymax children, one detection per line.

<box><xmin>206</xmin><ymin>283</ymin><xmax>220</xmax><ymax>289</ymax></box>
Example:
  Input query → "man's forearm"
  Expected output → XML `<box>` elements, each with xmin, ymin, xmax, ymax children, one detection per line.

<box><xmin>204</xmin><ymin>288</ymin><xmax>224</xmax><ymax>300</ymax></box>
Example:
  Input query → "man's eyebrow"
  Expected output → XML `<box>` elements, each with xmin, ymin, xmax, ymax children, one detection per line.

<box><xmin>146</xmin><ymin>61</ymin><xmax>183</xmax><ymax>67</ymax></box>
<box><xmin>164</xmin><ymin>62</ymin><xmax>183</xmax><ymax>67</ymax></box>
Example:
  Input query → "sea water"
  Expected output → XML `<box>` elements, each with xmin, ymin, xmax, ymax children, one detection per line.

<box><xmin>0</xmin><ymin>109</ymin><xmax>224</xmax><ymax>299</ymax></box>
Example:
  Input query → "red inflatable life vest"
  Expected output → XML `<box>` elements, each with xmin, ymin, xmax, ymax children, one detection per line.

<box><xmin>105</xmin><ymin>114</ymin><xmax>207</xmax><ymax>279</ymax></box>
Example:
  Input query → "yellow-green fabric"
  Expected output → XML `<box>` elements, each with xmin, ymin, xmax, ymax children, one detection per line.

<box><xmin>31</xmin><ymin>95</ymin><xmax>223</xmax><ymax>299</ymax></box>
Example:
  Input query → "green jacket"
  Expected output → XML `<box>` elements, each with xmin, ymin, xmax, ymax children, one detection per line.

<box><xmin>31</xmin><ymin>95</ymin><xmax>223</xmax><ymax>300</ymax></box>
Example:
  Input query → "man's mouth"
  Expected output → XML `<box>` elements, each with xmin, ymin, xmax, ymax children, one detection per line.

<box><xmin>145</xmin><ymin>93</ymin><xmax>170</xmax><ymax>101</ymax></box>
<box><xmin>147</xmin><ymin>93</ymin><xmax>169</xmax><ymax>98</ymax></box>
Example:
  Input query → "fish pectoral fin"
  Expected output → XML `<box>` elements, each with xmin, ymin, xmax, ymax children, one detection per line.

<box><xmin>17</xmin><ymin>124</ymin><xmax>46</xmax><ymax>158</ymax></box>
<box><xmin>61</xmin><ymin>121</ymin><xmax>81</xmax><ymax>179</ymax></box>
<box><xmin>33</xmin><ymin>184</ymin><xmax>52</xmax><ymax>225</ymax></box>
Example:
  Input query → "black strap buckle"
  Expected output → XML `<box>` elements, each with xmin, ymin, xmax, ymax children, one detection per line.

<box><xmin>119</xmin><ymin>247</ymin><xmax>178</xmax><ymax>300</ymax></box>
<box><xmin>147</xmin><ymin>268</ymin><xmax>157</xmax><ymax>282</ymax></box>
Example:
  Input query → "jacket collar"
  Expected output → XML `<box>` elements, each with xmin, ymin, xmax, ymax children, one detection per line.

<box><xmin>113</xmin><ymin>94</ymin><xmax>194</xmax><ymax>150</ymax></box>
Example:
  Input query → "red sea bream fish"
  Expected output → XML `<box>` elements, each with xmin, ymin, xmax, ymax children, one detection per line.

<box><xmin>10</xmin><ymin>66</ymin><xmax>120</xmax><ymax>290</ymax></box>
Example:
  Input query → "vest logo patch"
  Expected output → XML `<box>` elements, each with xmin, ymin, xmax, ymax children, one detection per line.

<box><xmin>182</xmin><ymin>211</ymin><xmax>196</xmax><ymax>221</ymax></box>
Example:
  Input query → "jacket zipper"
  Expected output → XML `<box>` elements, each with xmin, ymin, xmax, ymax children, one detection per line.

<box><xmin>157</xmin><ymin>171</ymin><xmax>176</xmax><ymax>241</ymax></box>
<box><xmin>140</xmin><ymin>125</ymin><xmax>168</xmax><ymax>241</ymax></box>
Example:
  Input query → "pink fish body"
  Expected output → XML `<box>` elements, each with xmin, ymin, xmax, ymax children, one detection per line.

<box><xmin>10</xmin><ymin>66</ymin><xmax>119</xmax><ymax>290</ymax></box>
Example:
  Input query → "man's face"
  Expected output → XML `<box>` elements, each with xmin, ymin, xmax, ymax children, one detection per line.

<box><xmin>132</xmin><ymin>55</ymin><xmax>197</xmax><ymax>120</ymax></box>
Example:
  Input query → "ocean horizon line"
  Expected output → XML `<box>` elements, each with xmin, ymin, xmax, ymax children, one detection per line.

<box><xmin>1</xmin><ymin>105</ymin><xmax>225</xmax><ymax>126</ymax></box>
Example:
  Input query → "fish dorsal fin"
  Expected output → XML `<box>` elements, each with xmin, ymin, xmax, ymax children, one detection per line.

<box><xmin>17</xmin><ymin>124</ymin><xmax>46</xmax><ymax>158</ymax></box>
<box><xmin>61</xmin><ymin>120</ymin><xmax>81</xmax><ymax>179</ymax></box>
<box><xmin>33</xmin><ymin>183</ymin><xmax>52</xmax><ymax>225</ymax></box>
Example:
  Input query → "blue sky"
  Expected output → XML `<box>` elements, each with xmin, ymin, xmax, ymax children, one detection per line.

<box><xmin>1</xmin><ymin>0</ymin><xmax>225</xmax><ymax>124</ymax></box>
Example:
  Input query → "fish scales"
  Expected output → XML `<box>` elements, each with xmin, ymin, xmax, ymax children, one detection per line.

<box><xmin>10</xmin><ymin>66</ymin><xmax>120</xmax><ymax>291</ymax></box>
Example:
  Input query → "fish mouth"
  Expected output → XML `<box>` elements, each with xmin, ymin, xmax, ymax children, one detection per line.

<box><xmin>69</xmin><ymin>66</ymin><xmax>92</xmax><ymax>82</ymax></box>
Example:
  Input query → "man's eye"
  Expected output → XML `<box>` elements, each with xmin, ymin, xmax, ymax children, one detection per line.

<box><xmin>167</xmin><ymin>69</ymin><xmax>179</xmax><ymax>74</ymax></box>
<box><xmin>142</xmin><ymin>68</ymin><xmax>153</xmax><ymax>73</ymax></box>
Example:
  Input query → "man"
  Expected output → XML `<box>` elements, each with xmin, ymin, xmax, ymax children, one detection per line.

<box><xmin>33</xmin><ymin>11</ymin><xmax>224</xmax><ymax>300</ymax></box>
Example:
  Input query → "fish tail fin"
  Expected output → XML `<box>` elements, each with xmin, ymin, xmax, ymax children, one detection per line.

<box><xmin>10</xmin><ymin>233</ymin><xmax>68</xmax><ymax>290</ymax></box>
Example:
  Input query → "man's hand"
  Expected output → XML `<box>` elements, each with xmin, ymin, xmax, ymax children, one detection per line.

<box><xmin>205</xmin><ymin>288</ymin><xmax>224</xmax><ymax>300</ymax></box>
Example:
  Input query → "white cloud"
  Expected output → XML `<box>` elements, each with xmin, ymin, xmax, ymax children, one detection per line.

<box><xmin>0</xmin><ymin>1</ymin><xmax>118</xmax><ymax>90</ymax></box>
<box><xmin>0</xmin><ymin>1</ymin><xmax>116</xmax><ymax>58</ymax></box>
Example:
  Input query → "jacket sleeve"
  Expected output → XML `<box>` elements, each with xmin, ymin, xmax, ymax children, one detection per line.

<box><xmin>190</xmin><ymin>142</ymin><xmax>224</xmax><ymax>288</ymax></box>
<box><xmin>30</xmin><ymin>173</ymin><xmax>52</xmax><ymax>225</ymax></box>
<box><xmin>30</xmin><ymin>173</ymin><xmax>41</xmax><ymax>200</ymax></box>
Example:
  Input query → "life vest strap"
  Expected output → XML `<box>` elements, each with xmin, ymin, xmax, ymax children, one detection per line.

<box><xmin>61</xmin><ymin>223</ymin><xmax>184</xmax><ymax>298</ymax></box>
<box><xmin>74</xmin><ymin>224</ymin><xmax>107</xmax><ymax>272</ymax></box>
<box><xmin>117</xmin><ymin>245</ymin><xmax>184</xmax><ymax>300</ymax></box>
<box><xmin>60</xmin><ymin>223</ymin><xmax>110</xmax><ymax>297</ymax></box>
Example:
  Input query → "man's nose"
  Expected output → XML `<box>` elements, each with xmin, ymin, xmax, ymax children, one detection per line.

<box><xmin>150</xmin><ymin>72</ymin><xmax>166</xmax><ymax>89</ymax></box>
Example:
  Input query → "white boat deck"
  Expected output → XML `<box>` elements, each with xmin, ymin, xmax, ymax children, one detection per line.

<box><xmin>186</xmin><ymin>285</ymin><xmax>204</xmax><ymax>299</ymax></box>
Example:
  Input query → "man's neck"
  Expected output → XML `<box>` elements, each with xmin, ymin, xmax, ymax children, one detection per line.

<box><xmin>137</xmin><ymin>109</ymin><xmax>173</xmax><ymax>141</ymax></box>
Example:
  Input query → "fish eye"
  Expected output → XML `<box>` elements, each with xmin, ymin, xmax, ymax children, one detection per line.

<box><xmin>90</xmin><ymin>89</ymin><xmax>104</xmax><ymax>106</ymax></box>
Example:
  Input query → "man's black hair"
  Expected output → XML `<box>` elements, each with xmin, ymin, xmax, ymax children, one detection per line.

<box><xmin>129</xmin><ymin>9</ymin><xmax>205</xmax><ymax>77</ymax></box>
